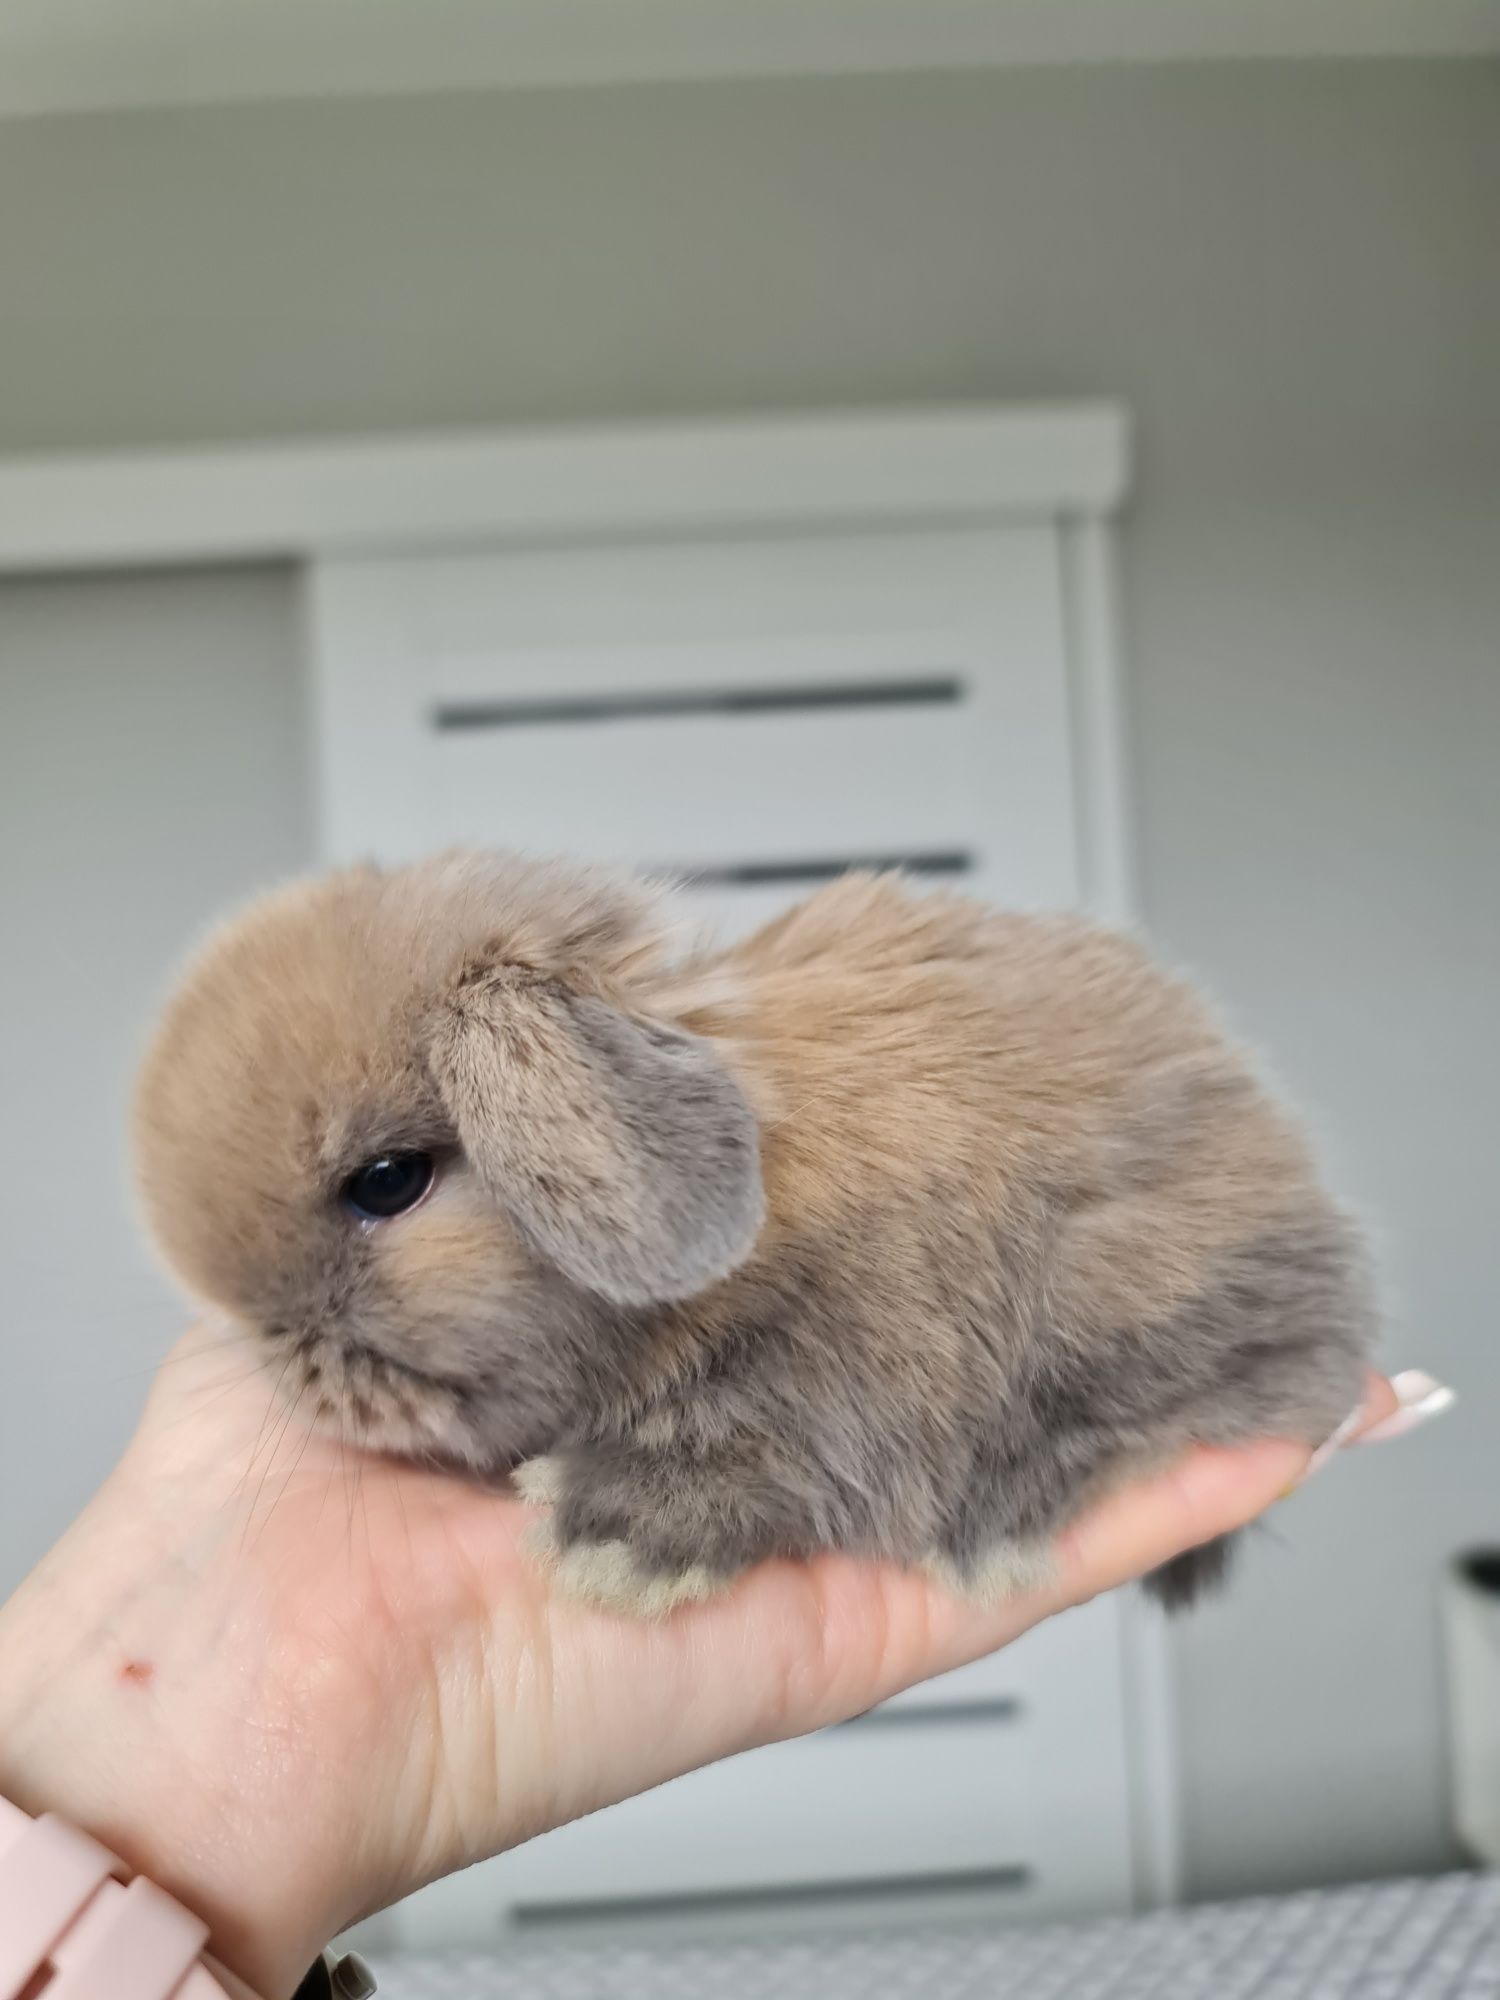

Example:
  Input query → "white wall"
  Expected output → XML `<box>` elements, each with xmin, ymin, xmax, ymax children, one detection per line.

<box><xmin>0</xmin><ymin>570</ymin><xmax>310</xmax><ymax>1582</ymax></box>
<box><xmin>1</xmin><ymin>59</ymin><xmax>1497</xmax><ymax>1899</ymax></box>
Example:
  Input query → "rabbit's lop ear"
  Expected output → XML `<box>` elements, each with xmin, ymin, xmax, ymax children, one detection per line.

<box><xmin>431</xmin><ymin>972</ymin><xmax>765</xmax><ymax>1306</ymax></box>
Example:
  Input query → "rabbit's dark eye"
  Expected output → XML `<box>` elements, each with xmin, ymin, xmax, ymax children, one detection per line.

<box><xmin>342</xmin><ymin>1151</ymin><xmax>435</xmax><ymax>1222</ymax></box>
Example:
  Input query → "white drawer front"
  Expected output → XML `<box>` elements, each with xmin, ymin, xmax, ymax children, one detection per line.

<box><xmin>312</xmin><ymin>528</ymin><xmax>1083</xmax><ymax>920</ymax></box>
<box><xmin>312</xmin><ymin>513</ymin><xmax>1162</xmax><ymax>1947</ymax></box>
<box><xmin>416</xmin><ymin>691</ymin><xmax>976</xmax><ymax>882</ymax></box>
<box><xmin>507</xmin><ymin>1710</ymin><xmax>1037</xmax><ymax>1904</ymax></box>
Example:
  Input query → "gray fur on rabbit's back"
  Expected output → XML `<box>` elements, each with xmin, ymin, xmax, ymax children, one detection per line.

<box><xmin>544</xmin><ymin>1124</ymin><xmax>1373</xmax><ymax>1607</ymax></box>
<box><xmin>529</xmin><ymin>885</ymin><xmax>1375</xmax><ymax>1610</ymax></box>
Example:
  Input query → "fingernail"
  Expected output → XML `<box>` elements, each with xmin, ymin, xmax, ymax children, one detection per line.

<box><xmin>1288</xmin><ymin>1370</ymin><xmax>1456</xmax><ymax>1497</ymax></box>
<box><xmin>1303</xmin><ymin>1402</ymin><xmax>1370</xmax><ymax>1480</ymax></box>
<box><xmin>1354</xmin><ymin>1369</ymin><xmax>1456</xmax><ymax>1446</ymax></box>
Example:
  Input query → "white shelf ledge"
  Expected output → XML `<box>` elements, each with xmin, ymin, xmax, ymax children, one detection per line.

<box><xmin>0</xmin><ymin>405</ymin><xmax>1128</xmax><ymax>573</ymax></box>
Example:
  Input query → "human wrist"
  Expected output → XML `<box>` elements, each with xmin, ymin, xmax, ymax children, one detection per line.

<box><xmin>0</xmin><ymin>1462</ymin><xmax>341</xmax><ymax>1998</ymax></box>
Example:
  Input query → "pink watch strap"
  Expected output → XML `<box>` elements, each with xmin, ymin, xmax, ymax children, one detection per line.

<box><xmin>0</xmin><ymin>1794</ymin><xmax>258</xmax><ymax>2000</ymax></box>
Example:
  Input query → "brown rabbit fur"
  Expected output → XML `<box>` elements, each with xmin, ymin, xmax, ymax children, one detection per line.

<box><xmin>134</xmin><ymin>850</ymin><xmax>1375</xmax><ymax>1616</ymax></box>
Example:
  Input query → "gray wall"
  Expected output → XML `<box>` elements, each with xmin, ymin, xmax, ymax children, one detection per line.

<box><xmin>1</xmin><ymin>60</ymin><xmax>1497</xmax><ymax>1898</ymax></box>
<box><xmin>0</xmin><ymin>569</ymin><xmax>310</xmax><ymax>1572</ymax></box>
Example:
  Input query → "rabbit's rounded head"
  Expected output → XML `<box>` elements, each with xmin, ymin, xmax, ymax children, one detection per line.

<box><xmin>132</xmin><ymin>851</ymin><xmax>765</xmax><ymax>1467</ymax></box>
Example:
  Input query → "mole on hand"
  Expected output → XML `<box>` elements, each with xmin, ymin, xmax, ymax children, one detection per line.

<box><xmin>119</xmin><ymin>1659</ymin><xmax>154</xmax><ymax>1687</ymax></box>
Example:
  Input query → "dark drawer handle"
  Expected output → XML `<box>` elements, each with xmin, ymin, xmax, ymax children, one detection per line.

<box><xmin>837</xmin><ymin>1695</ymin><xmax>1023</xmax><ymax>1732</ymax></box>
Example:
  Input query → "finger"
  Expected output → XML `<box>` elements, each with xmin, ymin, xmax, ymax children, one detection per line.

<box><xmin>1054</xmin><ymin>1367</ymin><xmax>1433</xmax><ymax>1607</ymax></box>
<box><xmin>1301</xmin><ymin>1369</ymin><xmax>1399</xmax><ymax>1476</ymax></box>
<box><xmin>1052</xmin><ymin>1435</ymin><xmax>1309</xmax><ymax>1606</ymax></box>
<box><xmin>1301</xmin><ymin>1366</ymin><xmax>1457</xmax><ymax>1475</ymax></box>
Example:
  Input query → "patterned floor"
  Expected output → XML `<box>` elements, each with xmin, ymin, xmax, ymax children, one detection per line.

<box><xmin>374</xmin><ymin>1874</ymin><xmax>1500</xmax><ymax>1999</ymax></box>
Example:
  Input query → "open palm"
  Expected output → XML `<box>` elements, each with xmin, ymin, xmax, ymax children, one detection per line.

<box><xmin>1</xmin><ymin>1323</ymin><xmax>1392</xmax><ymax>1996</ymax></box>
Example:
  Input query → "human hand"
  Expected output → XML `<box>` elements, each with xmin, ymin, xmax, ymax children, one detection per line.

<box><xmin>0</xmin><ymin>1328</ymin><xmax>1408</xmax><ymax>1996</ymax></box>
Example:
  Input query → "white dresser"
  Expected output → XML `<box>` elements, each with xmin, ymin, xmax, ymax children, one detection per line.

<box><xmin>303</xmin><ymin>406</ymin><xmax>1174</xmax><ymax>1944</ymax></box>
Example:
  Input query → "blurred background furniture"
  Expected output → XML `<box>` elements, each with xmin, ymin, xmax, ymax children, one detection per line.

<box><xmin>1446</xmin><ymin>1553</ymin><xmax>1500</xmax><ymax>1871</ymax></box>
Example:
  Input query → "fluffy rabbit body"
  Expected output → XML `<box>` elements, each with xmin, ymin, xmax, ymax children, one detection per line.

<box><xmin>135</xmin><ymin>852</ymin><xmax>1375</xmax><ymax>1614</ymax></box>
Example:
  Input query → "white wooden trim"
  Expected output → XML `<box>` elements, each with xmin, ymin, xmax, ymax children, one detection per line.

<box><xmin>0</xmin><ymin>405</ymin><xmax>1127</xmax><ymax>573</ymax></box>
<box><xmin>3</xmin><ymin>0</ymin><xmax>1497</xmax><ymax>120</ymax></box>
<box><xmin>1059</xmin><ymin>517</ymin><xmax>1138</xmax><ymax>929</ymax></box>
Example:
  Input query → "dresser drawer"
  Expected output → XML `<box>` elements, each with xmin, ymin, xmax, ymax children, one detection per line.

<box><xmin>877</xmin><ymin>1589</ymin><xmax>1119</xmax><ymax>1714</ymax></box>
<box><xmin>521</xmin><ymin>1707</ymin><xmax>1034</xmax><ymax>1904</ymax></box>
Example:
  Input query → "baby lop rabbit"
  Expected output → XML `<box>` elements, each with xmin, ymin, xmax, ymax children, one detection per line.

<box><xmin>134</xmin><ymin>851</ymin><xmax>1376</xmax><ymax>1616</ymax></box>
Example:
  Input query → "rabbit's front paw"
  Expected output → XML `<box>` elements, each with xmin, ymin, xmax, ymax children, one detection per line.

<box><xmin>512</xmin><ymin>1454</ymin><xmax>565</xmax><ymax>1506</ymax></box>
<box><xmin>517</xmin><ymin>1439</ymin><xmax>762</xmax><ymax>1617</ymax></box>
<box><xmin>527</xmin><ymin>1515</ymin><xmax>727</xmax><ymax>1619</ymax></box>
